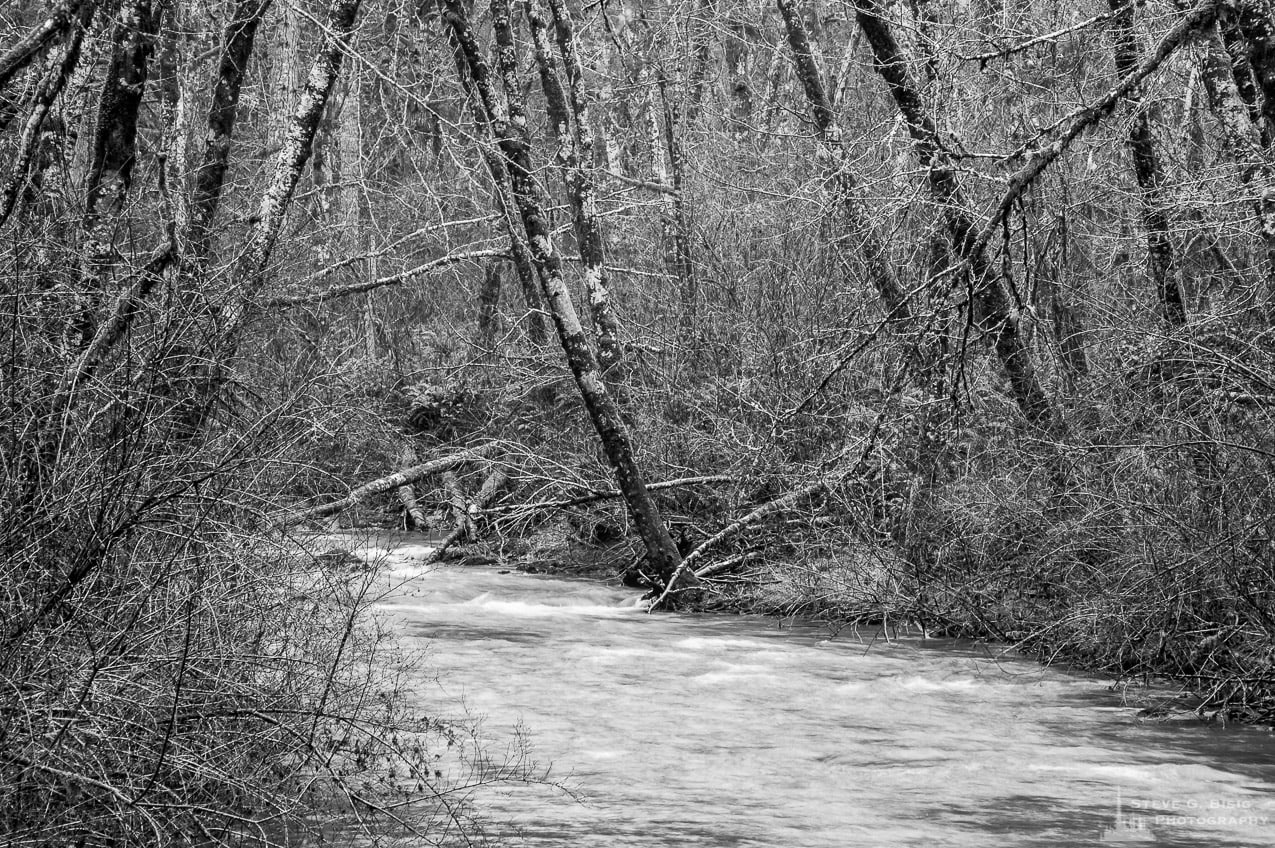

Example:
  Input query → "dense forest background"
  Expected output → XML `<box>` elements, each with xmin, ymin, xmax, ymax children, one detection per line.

<box><xmin>3</xmin><ymin>0</ymin><xmax>1274</xmax><ymax>843</ymax></box>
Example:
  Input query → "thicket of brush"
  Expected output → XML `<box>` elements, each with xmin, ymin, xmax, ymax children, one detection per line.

<box><xmin>4</xmin><ymin>0</ymin><xmax>1275</xmax><ymax>844</ymax></box>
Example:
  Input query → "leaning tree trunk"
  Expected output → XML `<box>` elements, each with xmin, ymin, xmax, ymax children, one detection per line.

<box><xmin>442</xmin><ymin>5</ymin><xmax>546</xmax><ymax>346</ymax></box>
<box><xmin>851</xmin><ymin>0</ymin><xmax>1058</xmax><ymax>431</ymax></box>
<box><xmin>181</xmin><ymin>0</ymin><xmax>361</xmax><ymax>434</ymax></box>
<box><xmin>439</xmin><ymin>0</ymin><xmax>692</xmax><ymax>593</ymax></box>
<box><xmin>777</xmin><ymin>0</ymin><xmax>912</xmax><ymax>328</ymax></box>
<box><xmin>1108</xmin><ymin>0</ymin><xmax>1186</xmax><ymax>326</ymax></box>
<box><xmin>0</xmin><ymin>0</ymin><xmax>89</xmax><ymax>95</ymax></box>
<box><xmin>527</xmin><ymin>0</ymin><xmax>623</xmax><ymax>372</ymax></box>
<box><xmin>0</xmin><ymin>9</ymin><xmax>89</xmax><ymax>227</ymax></box>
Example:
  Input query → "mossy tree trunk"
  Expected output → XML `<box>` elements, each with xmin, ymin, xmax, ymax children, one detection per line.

<box><xmin>439</xmin><ymin>0</ymin><xmax>692</xmax><ymax>593</ymax></box>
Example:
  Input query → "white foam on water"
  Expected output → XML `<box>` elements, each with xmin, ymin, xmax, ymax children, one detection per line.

<box><xmin>379</xmin><ymin>561</ymin><xmax>1275</xmax><ymax>848</ymax></box>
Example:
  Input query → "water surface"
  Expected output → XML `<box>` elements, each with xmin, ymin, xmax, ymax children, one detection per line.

<box><xmin>361</xmin><ymin>536</ymin><xmax>1275</xmax><ymax>847</ymax></box>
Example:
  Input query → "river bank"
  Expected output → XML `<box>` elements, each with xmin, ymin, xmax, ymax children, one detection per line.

<box><xmin>326</xmin><ymin>532</ymin><xmax>1275</xmax><ymax>847</ymax></box>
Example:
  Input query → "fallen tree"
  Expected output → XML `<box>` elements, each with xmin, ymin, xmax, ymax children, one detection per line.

<box><xmin>426</xmin><ymin>466</ymin><xmax>510</xmax><ymax>563</ymax></box>
<box><xmin>281</xmin><ymin>444</ymin><xmax>498</xmax><ymax>525</ymax></box>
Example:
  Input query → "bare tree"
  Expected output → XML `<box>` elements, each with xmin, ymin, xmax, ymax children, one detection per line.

<box><xmin>528</xmin><ymin>0</ymin><xmax>623</xmax><ymax>372</ymax></box>
<box><xmin>187</xmin><ymin>0</ymin><xmax>273</xmax><ymax>258</ymax></box>
<box><xmin>439</xmin><ymin>0</ymin><xmax>693</xmax><ymax>593</ymax></box>
<box><xmin>1107</xmin><ymin>0</ymin><xmax>1186</xmax><ymax>325</ymax></box>
<box><xmin>851</xmin><ymin>0</ymin><xmax>1058</xmax><ymax>429</ymax></box>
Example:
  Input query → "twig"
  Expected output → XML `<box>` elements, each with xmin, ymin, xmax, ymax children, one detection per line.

<box><xmin>955</xmin><ymin>1</ymin><xmax>1147</xmax><ymax>65</ymax></box>
<box><xmin>265</xmin><ymin>249</ymin><xmax>506</xmax><ymax>308</ymax></box>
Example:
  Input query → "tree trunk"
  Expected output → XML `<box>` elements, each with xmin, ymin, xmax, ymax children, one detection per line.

<box><xmin>439</xmin><ymin>0</ymin><xmax>692</xmax><ymax>594</ymax></box>
<box><xmin>183</xmin><ymin>0</ymin><xmax>361</xmax><ymax>434</ymax></box>
<box><xmin>658</xmin><ymin>74</ymin><xmax>698</xmax><ymax>339</ymax></box>
<box><xmin>1107</xmin><ymin>0</ymin><xmax>1186</xmax><ymax>326</ymax></box>
<box><xmin>0</xmin><ymin>14</ymin><xmax>88</xmax><ymax>226</ymax></box>
<box><xmin>187</xmin><ymin>0</ymin><xmax>272</xmax><ymax>258</ymax></box>
<box><xmin>476</xmin><ymin>259</ymin><xmax>501</xmax><ymax>346</ymax></box>
<box><xmin>284</xmin><ymin>444</ymin><xmax>496</xmax><ymax>524</ymax></box>
<box><xmin>777</xmin><ymin>0</ymin><xmax>912</xmax><ymax>328</ymax></box>
<box><xmin>221</xmin><ymin>0</ymin><xmax>361</xmax><ymax>333</ymax></box>
<box><xmin>851</xmin><ymin>0</ymin><xmax>1058</xmax><ymax>430</ymax></box>
<box><xmin>684</xmin><ymin>0</ymin><xmax>717</xmax><ymax>123</ymax></box>
<box><xmin>1200</xmin><ymin>20</ymin><xmax>1275</xmax><ymax>306</ymax></box>
<box><xmin>0</xmin><ymin>0</ymin><xmax>89</xmax><ymax>95</ymax></box>
<box><xmin>75</xmin><ymin>0</ymin><xmax>157</xmax><ymax>346</ymax></box>
<box><xmin>528</xmin><ymin>0</ymin><xmax>624</xmax><ymax>373</ymax></box>
<box><xmin>155</xmin><ymin>0</ymin><xmax>190</xmax><ymax>233</ymax></box>
<box><xmin>1234</xmin><ymin>0</ymin><xmax>1275</xmax><ymax>144</ymax></box>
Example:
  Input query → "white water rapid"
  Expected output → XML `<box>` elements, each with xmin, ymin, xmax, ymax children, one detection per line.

<box><xmin>355</xmin><ymin>534</ymin><xmax>1275</xmax><ymax>847</ymax></box>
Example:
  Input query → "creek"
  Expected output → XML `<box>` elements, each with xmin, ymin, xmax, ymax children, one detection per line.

<box><xmin>358</xmin><ymin>534</ymin><xmax>1275</xmax><ymax>847</ymax></box>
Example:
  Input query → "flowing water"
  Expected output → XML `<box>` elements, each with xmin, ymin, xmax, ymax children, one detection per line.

<box><xmin>354</xmin><ymin>534</ymin><xmax>1275</xmax><ymax>847</ymax></box>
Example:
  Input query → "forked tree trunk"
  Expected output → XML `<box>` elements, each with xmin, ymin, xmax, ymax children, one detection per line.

<box><xmin>1107</xmin><ymin>0</ymin><xmax>1186</xmax><ymax>326</ymax></box>
<box><xmin>439</xmin><ymin>0</ymin><xmax>692</xmax><ymax>593</ymax></box>
<box><xmin>0</xmin><ymin>12</ymin><xmax>88</xmax><ymax>226</ymax></box>
<box><xmin>0</xmin><ymin>0</ymin><xmax>89</xmax><ymax>95</ymax></box>
<box><xmin>182</xmin><ymin>0</ymin><xmax>360</xmax><ymax>433</ymax></box>
<box><xmin>851</xmin><ymin>0</ymin><xmax>1058</xmax><ymax>430</ymax></box>
<box><xmin>528</xmin><ymin>0</ymin><xmax>623</xmax><ymax>372</ymax></box>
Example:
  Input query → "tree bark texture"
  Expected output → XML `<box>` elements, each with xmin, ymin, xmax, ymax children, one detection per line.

<box><xmin>188</xmin><ymin>0</ymin><xmax>273</xmax><ymax>257</ymax></box>
<box><xmin>529</xmin><ymin>0</ymin><xmax>623</xmax><ymax>373</ymax></box>
<box><xmin>777</xmin><ymin>0</ymin><xmax>912</xmax><ymax>328</ymax></box>
<box><xmin>0</xmin><ymin>0</ymin><xmax>89</xmax><ymax>95</ymax></box>
<box><xmin>851</xmin><ymin>0</ymin><xmax>1057</xmax><ymax>430</ymax></box>
<box><xmin>1107</xmin><ymin>0</ymin><xmax>1186</xmax><ymax>326</ymax></box>
<box><xmin>0</xmin><ymin>14</ymin><xmax>87</xmax><ymax>226</ymax></box>
<box><xmin>439</xmin><ymin>0</ymin><xmax>691</xmax><ymax>592</ymax></box>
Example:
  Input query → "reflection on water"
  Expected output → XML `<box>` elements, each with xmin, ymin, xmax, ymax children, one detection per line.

<box><xmin>358</xmin><ymin>534</ymin><xmax>1275</xmax><ymax>847</ymax></box>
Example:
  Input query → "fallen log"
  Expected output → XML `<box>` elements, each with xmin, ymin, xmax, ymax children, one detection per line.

<box><xmin>490</xmin><ymin>474</ymin><xmax>735</xmax><ymax>513</ymax></box>
<box><xmin>282</xmin><ymin>444</ymin><xmax>497</xmax><ymax>525</ymax></box>
<box><xmin>426</xmin><ymin>466</ymin><xmax>509</xmax><ymax>564</ymax></box>
<box><xmin>442</xmin><ymin>471</ymin><xmax>475</xmax><ymax>541</ymax></box>
<box><xmin>650</xmin><ymin>422</ymin><xmax>890</xmax><ymax>611</ymax></box>
<box><xmin>651</xmin><ymin>477</ymin><xmax>831</xmax><ymax>609</ymax></box>
<box><xmin>395</xmin><ymin>447</ymin><xmax>430</xmax><ymax>530</ymax></box>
